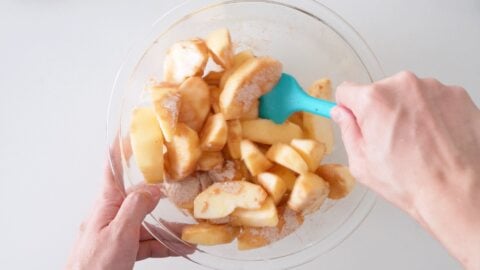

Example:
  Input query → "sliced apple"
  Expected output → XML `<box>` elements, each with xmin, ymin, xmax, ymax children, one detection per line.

<box><xmin>181</xmin><ymin>223</ymin><xmax>239</xmax><ymax>246</ymax></box>
<box><xmin>199</xmin><ymin>113</ymin><xmax>228</xmax><ymax>151</ymax></box>
<box><xmin>268</xmin><ymin>165</ymin><xmax>297</xmax><ymax>192</ymax></box>
<box><xmin>150</xmin><ymin>83</ymin><xmax>180</xmax><ymax>142</ymax></box>
<box><xmin>240</xmin><ymin>140</ymin><xmax>273</xmax><ymax>176</ymax></box>
<box><xmin>231</xmin><ymin>197</ymin><xmax>279</xmax><ymax>227</ymax></box>
<box><xmin>164</xmin><ymin>174</ymin><xmax>201</xmax><ymax>209</ymax></box>
<box><xmin>208</xmin><ymin>159</ymin><xmax>245</xmax><ymax>182</ymax></box>
<box><xmin>290</xmin><ymin>139</ymin><xmax>326</xmax><ymax>171</ymax></box>
<box><xmin>193</xmin><ymin>181</ymin><xmax>267</xmax><ymax>219</ymax></box>
<box><xmin>237</xmin><ymin>207</ymin><xmax>304</xmax><ymax>250</ymax></box>
<box><xmin>165</xmin><ymin>123</ymin><xmax>202</xmax><ymax>180</ymax></box>
<box><xmin>130</xmin><ymin>107</ymin><xmax>164</xmax><ymax>183</ymax></box>
<box><xmin>303</xmin><ymin>79</ymin><xmax>334</xmax><ymax>154</ymax></box>
<box><xmin>288</xmin><ymin>173</ymin><xmax>330</xmax><ymax>214</ymax></box>
<box><xmin>316</xmin><ymin>164</ymin><xmax>355</xmax><ymax>199</ymax></box>
<box><xmin>178</xmin><ymin>77</ymin><xmax>210</xmax><ymax>131</ymax></box>
<box><xmin>241</xmin><ymin>119</ymin><xmax>303</xmax><ymax>145</ymax></box>
<box><xmin>266</xmin><ymin>143</ymin><xmax>309</xmax><ymax>174</ymax></box>
<box><xmin>288</xmin><ymin>112</ymin><xmax>303</xmax><ymax>127</ymax></box>
<box><xmin>256</xmin><ymin>172</ymin><xmax>287</xmax><ymax>205</ymax></box>
<box><xmin>197</xmin><ymin>151</ymin><xmax>224</xmax><ymax>171</ymax></box>
<box><xmin>204</xmin><ymin>70</ymin><xmax>224</xmax><ymax>87</ymax></box>
<box><xmin>206</xmin><ymin>28</ymin><xmax>234</xmax><ymax>69</ymax></box>
<box><xmin>164</xmin><ymin>39</ymin><xmax>209</xmax><ymax>84</ymax></box>
<box><xmin>219</xmin><ymin>50</ymin><xmax>256</xmax><ymax>90</ymax></box>
<box><xmin>239</xmin><ymin>100</ymin><xmax>259</xmax><ymax>120</ymax></box>
<box><xmin>226</xmin><ymin>120</ymin><xmax>242</xmax><ymax>159</ymax></box>
<box><xmin>220</xmin><ymin>57</ymin><xmax>282</xmax><ymax>120</ymax></box>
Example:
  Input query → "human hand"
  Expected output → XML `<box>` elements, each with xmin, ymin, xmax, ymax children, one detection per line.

<box><xmin>66</xmin><ymin>142</ymin><xmax>191</xmax><ymax>270</ymax></box>
<box><xmin>332</xmin><ymin>71</ymin><xmax>480</xmax><ymax>269</ymax></box>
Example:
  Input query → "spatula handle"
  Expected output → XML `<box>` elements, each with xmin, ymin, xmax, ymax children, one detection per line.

<box><xmin>297</xmin><ymin>92</ymin><xmax>337</xmax><ymax>119</ymax></box>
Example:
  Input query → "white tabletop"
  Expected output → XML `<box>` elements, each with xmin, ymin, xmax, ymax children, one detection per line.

<box><xmin>0</xmin><ymin>0</ymin><xmax>478</xmax><ymax>269</ymax></box>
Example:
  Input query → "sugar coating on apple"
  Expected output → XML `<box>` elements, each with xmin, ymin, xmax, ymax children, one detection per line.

<box><xmin>193</xmin><ymin>181</ymin><xmax>267</xmax><ymax>219</ymax></box>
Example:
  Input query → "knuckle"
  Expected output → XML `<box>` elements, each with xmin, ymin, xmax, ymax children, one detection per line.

<box><xmin>451</xmin><ymin>86</ymin><xmax>468</xmax><ymax>98</ymax></box>
<box><xmin>362</xmin><ymin>85</ymin><xmax>383</xmax><ymax>105</ymax></box>
<box><xmin>397</xmin><ymin>70</ymin><xmax>418</xmax><ymax>82</ymax></box>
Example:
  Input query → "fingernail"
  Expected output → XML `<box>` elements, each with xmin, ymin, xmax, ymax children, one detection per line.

<box><xmin>331</xmin><ymin>106</ymin><xmax>343</xmax><ymax>122</ymax></box>
<box><xmin>144</xmin><ymin>184</ymin><xmax>162</xmax><ymax>200</ymax></box>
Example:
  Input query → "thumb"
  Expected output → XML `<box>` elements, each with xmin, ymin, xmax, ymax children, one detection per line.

<box><xmin>112</xmin><ymin>185</ymin><xmax>162</xmax><ymax>229</ymax></box>
<box><xmin>331</xmin><ymin>105</ymin><xmax>364</xmax><ymax>161</ymax></box>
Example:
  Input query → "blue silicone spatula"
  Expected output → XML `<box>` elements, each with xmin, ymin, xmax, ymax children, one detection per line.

<box><xmin>259</xmin><ymin>73</ymin><xmax>337</xmax><ymax>124</ymax></box>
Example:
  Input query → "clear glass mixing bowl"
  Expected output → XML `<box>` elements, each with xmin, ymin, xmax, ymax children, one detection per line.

<box><xmin>107</xmin><ymin>1</ymin><xmax>383</xmax><ymax>269</ymax></box>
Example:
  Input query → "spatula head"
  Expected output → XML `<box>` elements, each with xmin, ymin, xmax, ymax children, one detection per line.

<box><xmin>259</xmin><ymin>73</ymin><xmax>305</xmax><ymax>124</ymax></box>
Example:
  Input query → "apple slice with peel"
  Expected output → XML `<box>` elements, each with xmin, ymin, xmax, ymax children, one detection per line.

<box><xmin>193</xmin><ymin>181</ymin><xmax>267</xmax><ymax>219</ymax></box>
<box><xmin>181</xmin><ymin>223</ymin><xmax>239</xmax><ymax>246</ymax></box>
<box><xmin>231</xmin><ymin>197</ymin><xmax>279</xmax><ymax>227</ymax></box>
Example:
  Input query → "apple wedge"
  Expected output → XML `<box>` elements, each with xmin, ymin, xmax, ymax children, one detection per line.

<box><xmin>288</xmin><ymin>173</ymin><xmax>330</xmax><ymax>214</ymax></box>
<box><xmin>219</xmin><ymin>50</ymin><xmax>256</xmax><ymax>90</ymax></box>
<box><xmin>240</xmin><ymin>140</ymin><xmax>273</xmax><ymax>176</ymax></box>
<box><xmin>178</xmin><ymin>77</ymin><xmax>210</xmax><ymax>132</ymax></box>
<box><xmin>199</xmin><ymin>113</ymin><xmax>228</xmax><ymax>151</ymax></box>
<box><xmin>193</xmin><ymin>181</ymin><xmax>267</xmax><ymax>219</ymax></box>
<box><xmin>290</xmin><ymin>139</ymin><xmax>326</xmax><ymax>171</ymax></box>
<box><xmin>226</xmin><ymin>120</ymin><xmax>242</xmax><ymax>159</ymax></box>
<box><xmin>130</xmin><ymin>107</ymin><xmax>164</xmax><ymax>183</ymax></box>
<box><xmin>237</xmin><ymin>207</ymin><xmax>304</xmax><ymax>250</ymax></box>
<box><xmin>209</xmin><ymin>86</ymin><xmax>222</xmax><ymax>114</ymax></box>
<box><xmin>266</xmin><ymin>143</ymin><xmax>309</xmax><ymax>174</ymax></box>
<box><xmin>204</xmin><ymin>70</ymin><xmax>224</xmax><ymax>87</ymax></box>
<box><xmin>206</xmin><ymin>28</ymin><xmax>234</xmax><ymax>69</ymax></box>
<box><xmin>163</xmin><ymin>174</ymin><xmax>201</xmax><ymax>209</ymax></box>
<box><xmin>303</xmin><ymin>79</ymin><xmax>334</xmax><ymax>154</ymax></box>
<box><xmin>268</xmin><ymin>165</ymin><xmax>297</xmax><ymax>192</ymax></box>
<box><xmin>220</xmin><ymin>57</ymin><xmax>282</xmax><ymax>120</ymax></box>
<box><xmin>231</xmin><ymin>197</ymin><xmax>279</xmax><ymax>227</ymax></box>
<box><xmin>241</xmin><ymin>119</ymin><xmax>303</xmax><ymax>145</ymax></box>
<box><xmin>316</xmin><ymin>164</ymin><xmax>355</xmax><ymax>199</ymax></box>
<box><xmin>164</xmin><ymin>39</ymin><xmax>209</xmax><ymax>84</ymax></box>
<box><xmin>197</xmin><ymin>151</ymin><xmax>224</xmax><ymax>171</ymax></box>
<box><xmin>165</xmin><ymin>123</ymin><xmax>202</xmax><ymax>180</ymax></box>
<box><xmin>208</xmin><ymin>159</ymin><xmax>248</xmax><ymax>182</ymax></box>
<box><xmin>150</xmin><ymin>83</ymin><xmax>180</xmax><ymax>142</ymax></box>
<box><xmin>181</xmin><ymin>223</ymin><xmax>239</xmax><ymax>246</ymax></box>
<box><xmin>256</xmin><ymin>172</ymin><xmax>287</xmax><ymax>205</ymax></box>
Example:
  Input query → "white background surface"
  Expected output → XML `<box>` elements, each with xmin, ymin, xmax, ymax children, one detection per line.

<box><xmin>0</xmin><ymin>0</ymin><xmax>478</xmax><ymax>269</ymax></box>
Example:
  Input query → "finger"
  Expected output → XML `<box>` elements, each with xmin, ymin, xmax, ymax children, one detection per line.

<box><xmin>90</xmin><ymin>161</ymin><xmax>126</xmax><ymax>229</ymax></box>
<box><xmin>90</xmin><ymin>133</ymin><xmax>130</xmax><ymax>229</ymax></box>
<box><xmin>111</xmin><ymin>185</ymin><xmax>162</xmax><ymax>232</ymax></box>
<box><xmin>136</xmin><ymin>239</ymin><xmax>195</xmax><ymax>261</ymax></box>
<box><xmin>331</xmin><ymin>105</ymin><xmax>364</xmax><ymax>163</ymax></box>
<box><xmin>335</xmin><ymin>81</ymin><xmax>370</xmax><ymax>114</ymax></box>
